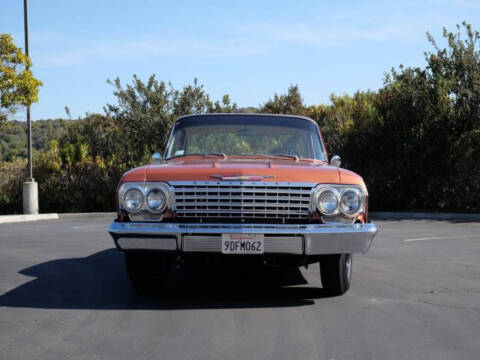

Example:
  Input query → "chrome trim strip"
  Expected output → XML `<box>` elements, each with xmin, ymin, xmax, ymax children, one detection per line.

<box><xmin>168</xmin><ymin>181</ymin><xmax>317</xmax><ymax>187</ymax></box>
<box><xmin>109</xmin><ymin>221</ymin><xmax>378</xmax><ymax>255</ymax></box>
<box><xmin>117</xmin><ymin>237</ymin><xmax>177</xmax><ymax>250</ymax></box>
<box><xmin>210</xmin><ymin>175</ymin><xmax>275</xmax><ymax>181</ymax></box>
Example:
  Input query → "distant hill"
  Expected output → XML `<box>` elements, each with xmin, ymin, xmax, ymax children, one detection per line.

<box><xmin>0</xmin><ymin>119</ymin><xmax>73</xmax><ymax>161</ymax></box>
<box><xmin>236</xmin><ymin>107</ymin><xmax>260</xmax><ymax>113</ymax></box>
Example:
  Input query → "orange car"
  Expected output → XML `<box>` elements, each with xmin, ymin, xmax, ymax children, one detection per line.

<box><xmin>109</xmin><ymin>114</ymin><xmax>378</xmax><ymax>296</ymax></box>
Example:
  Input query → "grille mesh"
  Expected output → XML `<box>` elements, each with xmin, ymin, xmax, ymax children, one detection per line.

<box><xmin>171</xmin><ymin>181</ymin><xmax>314</xmax><ymax>220</ymax></box>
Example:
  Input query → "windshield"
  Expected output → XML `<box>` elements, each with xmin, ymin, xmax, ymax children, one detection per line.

<box><xmin>164</xmin><ymin>115</ymin><xmax>327</xmax><ymax>161</ymax></box>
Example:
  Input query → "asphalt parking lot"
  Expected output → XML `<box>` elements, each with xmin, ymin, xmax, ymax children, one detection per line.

<box><xmin>1</xmin><ymin>218</ymin><xmax>479</xmax><ymax>360</ymax></box>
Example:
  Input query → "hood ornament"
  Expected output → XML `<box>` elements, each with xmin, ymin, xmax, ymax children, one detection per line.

<box><xmin>211</xmin><ymin>175</ymin><xmax>275</xmax><ymax>181</ymax></box>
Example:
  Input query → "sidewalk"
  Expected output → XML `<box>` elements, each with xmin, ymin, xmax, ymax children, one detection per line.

<box><xmin>371</xmin><ymin>211</ymin><xmax>480</xmax><ymax>221</ymax></box>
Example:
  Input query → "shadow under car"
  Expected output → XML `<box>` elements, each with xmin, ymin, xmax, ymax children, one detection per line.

<box><xmin>0</xmin><ymin>249</ymin><xmax>334</xmax><ymax>310</ymax></box>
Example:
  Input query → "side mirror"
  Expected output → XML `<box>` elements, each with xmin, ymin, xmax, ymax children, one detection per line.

<box><xmin>330</xmin><ymin>155</ymin><xmax>341</xmax><ymax>168</ymax></box>
<box><xmin>152</xmin><ymin>152</ymin><xmax>162</xmax><ymax>164</ymax></box>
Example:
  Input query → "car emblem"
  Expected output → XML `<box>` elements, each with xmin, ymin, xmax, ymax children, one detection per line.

<box><xmin>211</xmin><ymin>175</ymin><xmax>275</xmax><ymax>181</ymax></box>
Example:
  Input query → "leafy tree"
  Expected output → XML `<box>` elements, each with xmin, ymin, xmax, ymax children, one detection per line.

<box><xmin>209</xmin><ymin>94</ymin><xmax>238</xmax><ymax>114</ymax></box>
<box><xmin>369</xmin><ymin>22</ymin><xmax>480</xmax><ymax>211</ymax></box>
<box><xmin>172</xmin><ymin>78</ymin><xmax>237</xmax><ymax>115</ymax></box>
<box><xmin>104</xmin><ymin>75</ymin><xmax>174</xmax><ymax>165</ymax></box>
<box><xmin>307</xmin><ymin>92</ymin><xmax>382</xmax><ymax>161</ymax></box>
<box><xmin>261</xmin><ymin>85</ymin><xmax>306</xmax><ymax>115</ymax></box>
<box><xmin>104</xmin><ymin>75</ymin><xmax>237</xmax><ymax>165</ymax></box>
<box><xmin>0</xmin><ymin>34</ymin><xmax>42</xmax><ymax>123</ymax></box>
<box><xmin>59</xmin><ymin>114</ymin><xmax>121</xmax><ymax>161</ymax></box>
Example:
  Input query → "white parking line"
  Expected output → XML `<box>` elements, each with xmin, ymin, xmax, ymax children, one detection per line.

<box><xmin>404</xmin><ymin>235</ymin><xmax>480</xmax><ymax>242</ymax></box>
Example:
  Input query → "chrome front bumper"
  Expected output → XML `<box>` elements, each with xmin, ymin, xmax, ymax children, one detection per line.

<box><xmin>109</xmin><ymin>222</ymin><xmax>378</xmax><ymax>255</ymax></box>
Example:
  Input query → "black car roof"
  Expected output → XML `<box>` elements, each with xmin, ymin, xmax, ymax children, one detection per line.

<box><xmin>176</xmin><ymin>113</ymin><xmax>318</xmax><ymax>125</ymax></box>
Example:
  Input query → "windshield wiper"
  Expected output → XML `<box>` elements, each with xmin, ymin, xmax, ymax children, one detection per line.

<box><xmin>166</xmin><ymin>153</ymin><xmax>227</xmax><ymax>160</ymax></box>
<box><xmin>207</xmin><ymin>152</ymin><xmax>227</xmax><ymax>158</ymax></box>
<box><xmin>272</xmin><ymin>154</ymin><xmax>319</xmax><ymax>162</ymax></box>
<box><xmin>272</xmin><ymin>154</ymin><xmax>300</xmax><ymax>161</ymax></box>
<box><xmin>237</xmin><ymin>154</ymin><xmax>316</xmax><ymax>162</ymax></box>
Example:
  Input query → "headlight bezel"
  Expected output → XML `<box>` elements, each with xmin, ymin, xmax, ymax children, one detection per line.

<box><xmin>119</xmin><ymin>182</ymin><xmax>172</xmax><ymax>215</ymax></box>
<box><xmin>312</xmin><ymin>184</ymin><xmax>365</xmax><ymax>217</ymax></box>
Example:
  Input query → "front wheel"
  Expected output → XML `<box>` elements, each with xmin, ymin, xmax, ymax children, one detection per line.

<box><xmin>320</xmin><ymin>254</ymin><xmax>352</xmax><ymax>296</ymax></box>
<box><xmin>125</xmin><ymin>253</ymin><xmax>171</xmax><ymax>296</ymax></box>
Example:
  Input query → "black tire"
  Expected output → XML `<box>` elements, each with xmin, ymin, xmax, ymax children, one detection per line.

<box><xmin>320</xmin><ymin>254</ymin><xmax>352</xmax><ymax>296</ymax></box>
<box><xmin>125</xmin><ymin>253</ymin><xmax>171</xmax><ymax>296</ymax></box>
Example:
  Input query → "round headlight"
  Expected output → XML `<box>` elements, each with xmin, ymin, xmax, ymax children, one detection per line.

<box><xmin>123</xmin><ymin>188</ymin><xmax>144</xmax><ymax>212</ymax></box>
<box><xmin>317</xmin><ymin>188</ymin><xmax>339</xmax><ymax>215</ymax></box>
<box><xmin>146</xmin><ymin>188</ymin><xmax>167</xmax><ymax>213</ymax></box>
<box><xmin>340</xmin><ymin>189</ymin><xmax>362</xmax><ymax>215</ymax></box>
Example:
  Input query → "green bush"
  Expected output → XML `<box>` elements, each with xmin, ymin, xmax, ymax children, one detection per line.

<box><xmin>0</xmin><ymin>159</ymin><xmax>26</xmax><ymax>214</ymax></box>
<box><xmin>33</xmin><ymin>140</ymin><xmax>126</xmax><ymax>213</ymax></box>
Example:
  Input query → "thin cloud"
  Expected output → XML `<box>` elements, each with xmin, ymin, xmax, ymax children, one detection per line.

<box><xmin>250</xmin><ymin>16</ymin><xmax>450</xmax><ymax>48</ymax></box>
<box><xmin>35</xmin><ymin>36</ymin><xmax>272</xmax><ymax>67</ymax></box>
<box><xmin>32</xmin><ymin>12</ymin><xmax>458</xmax><ymax>68</ymax></box>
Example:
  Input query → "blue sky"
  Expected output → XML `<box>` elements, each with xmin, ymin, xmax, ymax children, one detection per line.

<box><xmin>2</xmin><ymin>0</ymin><xmax>480</xmax><ymax>120</ymax></box>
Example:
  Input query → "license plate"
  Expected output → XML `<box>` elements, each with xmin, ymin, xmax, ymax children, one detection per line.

<box><xmin>221</xmin><ymin>234</ymin><xmax>264</xmax><ymax>254</ymax></box>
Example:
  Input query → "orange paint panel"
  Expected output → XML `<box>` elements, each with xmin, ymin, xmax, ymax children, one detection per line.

<box><xmin>120</xmin><ymin>158</ymin><xmax>350</xmax><ymax>185</ymax></box>
<box><xmin>119</xmin><ymin>157</ymin><xmax>367</xmax><ymax>187</ymax></box>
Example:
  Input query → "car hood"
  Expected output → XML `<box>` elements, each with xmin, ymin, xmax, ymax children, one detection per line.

<box><xmin>120</xmin><ymin>157</ymin><xmax>366</xmax><ymax>190</ymax></box>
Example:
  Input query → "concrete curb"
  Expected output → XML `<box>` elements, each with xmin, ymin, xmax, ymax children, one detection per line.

<box><xmin>57</xmin><ymin>212</ymin><xmax>116</xmax><ymax>219</ymax></box>
<box><xmin>371</xmin><ymin>211</ymin><xmax>480</xmax><ymax>221</ymax></box>
<box><xmin>0</xmin><ymin>212</ymin><xmax>116</xmax><ymax>224</ymax></box>
<box><xmin>0</xmin><ymin>213</ymin><xmax>59</xmax><ymax>224</ymax></box>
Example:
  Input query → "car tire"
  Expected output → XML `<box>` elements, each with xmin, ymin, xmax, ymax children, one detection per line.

<box><xmin>320</xmin><ymin>254</ymin><xmax>352</xmax><ymax>296</ymax></box>
<box><xmin>125</xmin><ymin>253</ymin><xmax>171</xmax><ymax>296</ymax></box>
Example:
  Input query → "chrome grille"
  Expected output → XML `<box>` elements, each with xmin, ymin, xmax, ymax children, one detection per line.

<box><xmin>170</xmin><ymin>181</ymin><xmax>314</xmax><ymax>220</ymax></box>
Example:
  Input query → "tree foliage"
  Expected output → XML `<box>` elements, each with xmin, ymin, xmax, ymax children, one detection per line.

<box><xmin>103</xmin><ymin>76</ymin><xmax>237</xmax><ymax>165</ymax></box>
<box><xmin>261</xmin><ymin>85</ymin><xmax>306</xmax><ymax>115</ymax></box>
<box><xmin>371</xmin><ymin>22</ymin><xmax>480</xmax><ymax>210</ymax></box>
<box><xmin>0</xmin><ymin>34</ymin><xmax>43</xmax><ymax>123</ymax></box>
